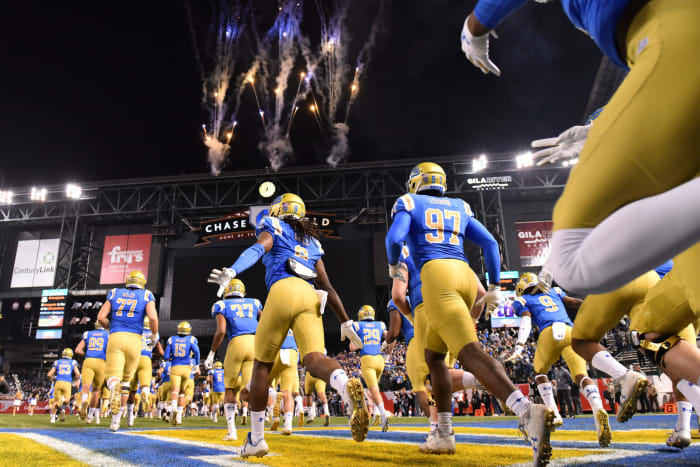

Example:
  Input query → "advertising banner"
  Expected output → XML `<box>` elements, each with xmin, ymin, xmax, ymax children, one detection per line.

<box><xmin>516</xmin><ymin>220</ymin><xmax>553</xmax><ymax>267</ymax></box>
<box><xmin>99</xmin><ymin>234</ymin><xmax>152</xmax><ymax>284</ymax></box>
<box><xmin>10</xmin><ymin>238</ymin><xmax>60</xmax><ymax>288</ymax></box>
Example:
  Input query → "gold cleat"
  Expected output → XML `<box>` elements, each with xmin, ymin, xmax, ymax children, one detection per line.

<box><xmin>273</xmin><ymin>393</ymin><xmax>283</xmax><ymax>419</ymax></box>
<box><xmin>110</xmin><ymin>388</ymin><xmax>121</xmax><ymax>416</ymax></box>
<box><xmin>298</xmin><ymin>411</ymin><xmax>304</xmax><ymax>427</ymax></box>
<box><xmin>270</xmin><ymin>417</ymin><xmax>280</xmax><ymax>431</ymax></box>
<box><xmin>79</xmin><ymin>402</ymin><xmax>88</xmax><ymax>420</ymax></box>
<box><xmin>373</xmin><ymin>415</ymin><xmax>381</xmax><ymax>427</ymax></box>
<box><xmin>595</xmin><ymin>409</ymin><xmax>612</xmax><ymax>447</ymax></box>
<box><xmin>616</xmin><ymin>374</ymin><xmax>648</xmax><ymax>423</ymax></box>
<box><xmin>346</xmin><ymin>378</ymin><xmax>369</xmax><ymax>442</ymax></box>
<box><xmin>241</xmin><ymin>414</ymin><xmax>247</xmax><ymax>425</ymax></box>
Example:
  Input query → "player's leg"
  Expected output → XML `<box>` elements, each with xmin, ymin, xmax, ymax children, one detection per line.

<box><xmin>105</xmin><ymin>333</ymin><xmax>127</xmax><ymax>417</ymax></box>
<box><xmin>316</xmin><ymin>381</ymin><xmax>330</xmax><ymax>425</ymax></box>
<box><xmin>80</xmin><ymin>361</ymin><xmax>95</xmax><ymax>420</ymax></box>
<box><xmin>223</xmin><ymin>336</ymin><xmax>246</xmax><ymax>439</ymax></box>
<box><xmin>289</xmin><ymin>277</ymin><xmax>368</xmax><ymax>442</ymax></box>
<box><xmin>406</xmin><ymin>305</ymin><xmax>432</xmax><ymax>427</ymax></box>
<box><xmin>279</xmin><ymin>357</ymin><xmax>297</xmax><ymax>435</ymax></box>
<box><xmin>549</xmin><ymin>1</ymin><xmax>700</xmax><ymax>295</ymax></box>
<box><xmin>138</xmin><ymin>358</ymin><xmax>151</xmax><ymax>413</ymax></box>
<box><xmin>304</xmin><ymin>374</ymin><xmax>315</xmax><ymax>422</ymax></box>
<box><xmin>532</xmin><ymin>328</ymin><xmax>563</xmax><ymax>426</ymax></box>
<box><xmin>361</xmin><ymin>355</ymin><xmax>389</xmax><ymax>431</ymax></box>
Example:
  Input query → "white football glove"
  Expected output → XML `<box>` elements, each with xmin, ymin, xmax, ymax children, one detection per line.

<box><xmin>204</xmin><ymin>351</ymin><xmax>215</xmax><ymax>370</ymax></box>
<box><xmin>207</xmin><ymin>267</ymin><xmax>236</xmax><ymax>298</ymax></box>
<box><xmin>531</xmin><ymin>122</ymin><xmax>591</xmax><ymax>166</ymax></box>
<box><xmin>340</xmin><ymin>320</ymin><xmax>363</xmax><ymax>349</ymax></box>
<box><xmin>388</xmin><ymin>263</ymin><xmax>408</xmax><ymax>283</ymax></box>
<box><xmin>483</xmin><ymin>284</ymin><xmax>503</xmax><ymax>314</ymax></box>
<box><xmin>149</xmin><ymin>333</ymin><xmax>159</xmax><ymax>351</ymax></box>
<box><xmin>506</xmin><ymin>344</ymin><xmax>524</xmax><ymax>362</ymax></box>
<box><xmin>461</xmin><ymin>17</ymin><xmax>500</xmax><ymax>76</ymax></box>
<box><xmin>380</xmin><ymin>341</ymin><xmax>390</xmax><ymax>354</ymax></box>
<box><xmin>538</xmin><ymin>265</ymin><xmax>553</xmax><ymax>294</ymax></box>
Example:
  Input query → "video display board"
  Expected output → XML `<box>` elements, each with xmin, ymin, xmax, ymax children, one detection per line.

<box><xmin>36</xmin><ymin>288</ymin><xmax>67</xmax><ymax>339</ymax></box>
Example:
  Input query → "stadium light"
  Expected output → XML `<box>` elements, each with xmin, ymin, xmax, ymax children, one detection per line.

<box><xmin>0</xmin><ymin>190</ymin><xmax>13</xmax><ymax>204</ymax></box>
<box><xmin>562</xmin><ymin>158</ymin><xmax>579</xmax><ymax>168</ymax></box>
<box><xmin>30</xmin><ymin>187</ymin><xmax>47</xmax><ymax>202</ymax></box>
<box><xmin>516</xmin><ymin>152</ymin><xmax>534</xmax><ymax>169</ymax></box>
<box><xmin>472</xmin><ymin>154</ymin><xmax>488</xmax><ymax>173</ymax></box>
<box><xmin>66</xmin><ymin>183</ymin><xmax>82</xmax><ymax>200</ymax></box>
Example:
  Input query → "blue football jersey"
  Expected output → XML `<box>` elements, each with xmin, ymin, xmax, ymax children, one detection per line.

<box><xmin>353</xmin><ymin>320</ymin><xmax>386</xmax><ymax>356</ymax></box>
<box><xmin>256</xmin><ymin>216</ymin><xmax>325</xmax><ymax>290</ymax></box>
<box><xmin>107</xmin><ymin>287</ymin><xmax>155</xmax><ymax>335</ymax></box>
<box><xmin>82</xmin><ymin>329</ymin><xmax>108</xmax><ymax>360</ymax></box>
<box><xmin>160</xmin><ymin>360</ymin><xmax>172</xmax><ymax>383</ymax></box>
<box><xmin>53</xmin><ymin>358</ymin><xmax>78</xmax><ymax>383</ymax></box>
<box><xmin>190</xmin><ymin>358</ymin><xmax>198</xmax><ymax>378</ymax></box>
<box><xmin>211</xmin><ymin>297</ymin><xmax>262</xmax><ymax>339</ymax></box>
<box><xmin>281</xmin><ymin>329</ymin><xmax>298</xmax><ymax>350</ymax></box>
<box><xmin>140</xmin><ymin>329</ymin><xmax>154</xmax><ymax>358</ymax></box>
<box><xmin>391</xmin><ymin>193</ymin><xmax>474</xmax><ymax>269</ymax></box>
<box><xmin>654</xmin><ymin>260</ymin><xmax>673</xmax><ymax>279</ymax></box>
<box><xmin>164</xmin><ymin>335</ymin><xmax>200</xmax><ymax>366</ymax></box>
<box><xmin>210</xmin><ymin>368</ymin><xmax>225</xmax><ymax>392</ymax></box>
<box><xmin>511</xmin><ymin>287</ymin><xmax>573</xmax><ymax>331</ymax></box>
<box><xmin>400</xmin><ymin>245</ymin><xmax>423</xmax><ymax>311</ymax></box>
<box><xmin>387</xmin><ymin>299</ymin><xmax>414</xmax><ymax>345</ymax></box>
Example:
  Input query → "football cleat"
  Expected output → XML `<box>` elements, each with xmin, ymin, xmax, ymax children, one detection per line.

<box><xmin>666</xmin><ymin>429</ymin><xmax>691</xmax><ymax>449</ymax></box>
<box><xmin>273</xmin><ymin>393</ymin><xmax>282</xmax><ymax>418</ymax></box>
<box><xmin>345</xmin><ymin>378</ymin><xmax>369</xmax><ymax>442</ymax></box>
<box><xmin>615</xmin><ymin>371</ymin><xmax>648</xmax><ymax>423</ymax></box>
<box><xmin>298</xmin><ymin>411</ymin><xmax>304</xmax><ymax>427</ymax></box>
<box><xmin>381</xmin><ymin>411</ymin><xmax>391</xmax><ymax>433</ymax></box>
<box><xmin>552</xmin><ymin>412</ymin><xmax>563</xmax><ymax>428</ymax></box>
<box><xmin>270</xmin><ymin>417</ymin><xmax>280</xmax><ymax>431</ymax></box>
<box><xmin>241</xmin><ymin>414</ymin><xmax>247</xmax><ymax>425</ymax></box>
<box><xmin>171</xmin><ymin>410</ymin><xmax>178</xmax><ymax>426</ymax></box>
<box><xmin>60</xmin><ymin>409</ymin><xmax>66</xmax><ymax>422</ymax></box>
<box><xmin>222</xmin><ymin>432</ymin><xmax>238</xmax><ymax>441</ymax></box>
<box><xmin>50</xmin><ymin>415</ymin><xmax>56</xmax><ymax>424</ymax></box>
<box><xmin>594</xmin><ymin>409</ymin><xmax>612</xmax><ymax>447</ymax></box>
<box><xmin>239</xmin><ymin>433</ymin><xmax>269</xmax><ymax>458</ymax></box>
<box><xmin>127</xmin><ymin>409</ymin><xmax>135</xmax><ymax>427</ymax></box>
<box><xmin>79</xmin><ymin>402</ymin><xmax>88</xmax><ymax>420</ymax></box>
<box><xmin>324</xmin><ymin>415</ymin><xmax>330</xmax><ymax>427</ymax></box>
<box><xmin>372</xmin><ymin>414</ymin><xmax>381</xmax><ymax>427</ymax></box>
<box><xmin>518</xmin><ymin>403</ymin><xmax>554</xmax><ymax>467</ymax></box>
<box><xmin>282</xmin><ymin>426</ymin><xmax>292</xmax><ymax>436</ymax></box>
<box><xmin>110</xmin><ymin>417</ymin><xmax>120</xmax><ymax>432</ymax></box>
<box><xmin>109</xmin><ymin>387</ymin><xmax>121</xmax><ymax>416</ymax></box>
<box><xmin>418</xmin><ymin>430</ymin><xmax>456</xmax><ymax>454</ymax></box>
<box><xmin>306</xmin><ymin>415</ymin><xmax>315</xmax><ymax>424</ymax></box>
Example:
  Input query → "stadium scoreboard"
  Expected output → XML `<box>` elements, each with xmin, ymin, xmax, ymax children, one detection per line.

<box><xmin>36</xmin><ymin>288</ymin><xmax>67</xmax><ymax>339</ymax></box>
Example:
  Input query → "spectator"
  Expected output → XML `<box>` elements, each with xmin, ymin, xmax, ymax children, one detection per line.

<box><xmin>570</xmin><ymin>382</ymin><xmax>582</xmax><ymax>415</ymax></box>
<box><xmin>553</xmin><ymin>364</ymin><xmax>575</xmax><ymax>418</ymax></box>
<box><xmin>648</xmin><ymin>384</ymin><xmax>659</xmax><ymax>413</ymax></box>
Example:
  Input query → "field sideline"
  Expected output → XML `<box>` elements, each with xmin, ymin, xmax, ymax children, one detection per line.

<box><xmin>1</xmin><ymin>413</ymin><xmax>698</xmax><ymax>466</ymax></box>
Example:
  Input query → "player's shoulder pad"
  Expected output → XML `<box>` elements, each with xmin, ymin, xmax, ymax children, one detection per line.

<box><xmin>212</xmin><ymin>300</ymin><xmax>225</xmax><ymax>317</ymax></box>
<box><xmin>258</xmin><ymin>215</ymin><xmax>283</xmax><ymax>236</ymax></box>
<box><xmin>352</xmin><ymin>321</ymin><xmax>359</xmax><ymax>331</ymax></box>
<box><xmin>82</xmin><ymin>331</ymin><xmax>88</xmax><ymax>340</ymax></box>
<box><xmin>462</xmin><ymin>200</ymin><xmax>474</xmax><ymax>217</ymax></box>
<box><xmin>391</xmin><ymin>194</ymin><xmax>415</xmax><ymax>218</ymax></box>
<box><xmin>144</xmin><ymin>289</ymin><xmax>155</xmax><ymax>302</ymax></box>
<box><xmin>167</xmin><ymin>336</ymin><xmax>173</xmax><ymax>345</ymax></box>
<box><xmin>108</xmin><ymin>288</ymin><xmax>117</xmax><ymax>300</ymax></box>
<box><xmin>401</xmin><ymin>244</ymin><xmax>410</xmax><ymax>259</ymax></box>
<box><xmin>191</xmin><ymin>336</ymin><xmax>197</xmax><ymax>344</ymax></box>
<box><xmin>553</xmin><ymin>286</ymin><xmax>565</xmax><ymax>296</ymax></box>
<box><xmin>513</xmin><ymin>296</ymin><xmax>527</xmax><ymax>307</ymax></box>
<box><xmin>254</xmin><ymin>299</ymin><xmax>262</xmax><ymax>310</ymax></box>
<box><xmin>381</xmin><ymin>321</ymin><xmax>387</xmax><ymax>330</ymax></box>
<box><xmin>311</xmin><ymin>237</ymin><xmax>324</xmax><ymax>255</ymax></box>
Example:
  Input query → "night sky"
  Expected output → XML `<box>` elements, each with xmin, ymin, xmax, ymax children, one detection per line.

<box><xmin>0</xmin><ymin>1</ymin><xmax>601</xmax><ymax>188</ymax></box>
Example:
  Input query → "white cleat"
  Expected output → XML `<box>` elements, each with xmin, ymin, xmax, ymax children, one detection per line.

<box><xmin>281</xmin><ymin>426</ymin><xmax>292</xmax><ymax>436</ymax></box>
<box><xmin>95</xmin><ymin>416</ymin><xmax>100</xmax><ymax>425</ymax></box>
<box><xmin>518</xmin><ymin>403</ymin><xmax>554</xmax><ymax>467</ymax></box>
<box><xmin>594</xmin><ymin>409</ymin><xmax>612</xmax><ymax>447</ymax></box>
<box><xmin>222</xmin><ymin>432</ymin><xmax>238</xmax><ymax>441</ymax></box>
<box><xmin>381</xmin><ymin>411</ymin><xmax>391</xmax><ymax>433</ymax></box>
<box><xmin>418</xmin><ymin>430</ymin><xmax>456</xmax><ymax>454</ymax></box>
<box><xmin>615</xmin><ymin>371</ymin><xmax>648</xmax><ymax>423</ymax></box>
<box><xmin>666</xmin><ymin>429</ymin><xmax>691</xmax><ymax>449</ymax></box>
<box><xmin>552</xmin><ymin>413</ymin><xmax>563</xmax><ymax>428</ymax></box>
<box><xmin>127</xmin><ymin>411</ymin><xmax>135</xmax><ymax>427</ymax></box>
<box><xmin>110</xmin><ymin>418</ymin><xmax>120</xmax><ymax>432</ymax></box>
<box><xmin>239</xmin><ymin>433</ymin><xmax>269</xmax><ymax>458</ymax></box>
<box><xmin>50</xmin><ymin>415</ymin><xmax>56</xmax><ymax>424</ymax></box>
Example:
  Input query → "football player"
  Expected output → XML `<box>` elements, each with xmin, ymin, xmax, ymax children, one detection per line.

<box><xmin>508</xmin><ymin>273</ymin><xmax>610</xmax><ymax>447</ymax></box>
<box><xmin>386</xmin><ymin>163</ymin><xmax>554</xmax><ymax>463</ymax></box>
<box><xmin>267</xmin><ymin>329</ymin><xmax>301</xmax><ymax>435</ymax></box>
<box><xmin>350</xmin><ymin>306</ymin><xmax>390</xmax><ymax>432</ymax></box>
<box><xmin>184</xmin><ymin>356</ymin><xmax>200</xmax><ymax>415</ymax></box>
<box><xmin>97</xmin><ymin>270</ymin><xmax>159</xmax><ymax>432</ymax></box>
<box><xmin>126</xmin><ymin>316</ymin><xmax>163</xmax><ymax>426</ymax></box>
<box><xmin>462</xmin><ymin>0</ymin><xmax>700</xmax><ymax>395</ymax></box>
<box><xmin>46</xmin><ymin>348</ymin><xmax>81</xmax><ymax>423</ymax></box>
<box><xmin>208</xmin><ymin>362</ymin><xmax>225</xmax><ymax>423</ymax></box>
<box><xmin>163</xmin><ymin>321</ymin><xmax>200</xmax><ymax>425</ymax></box>
<box><xmin>304</xmin><ymin>365</ymin><xmax>330</xmax><ymax>426</ymax></box>
<box><xmin>157</xmin><ymin>355</ymin><xmax>172</xmax><ymax>421</ymax></box>
<box><xmin>205</xmin><ymin>278</ymin><xmax>261</xmax><ymax>440</ymax></box>
<box><xmin>208</xmin><ymin>193</ymin><xmax>367</xmax><ymax>457</ymax></box>
<box><xmin>74</xmin><ymin>321</ymin><xmax>109</xmax><ymax>423</ymax></box>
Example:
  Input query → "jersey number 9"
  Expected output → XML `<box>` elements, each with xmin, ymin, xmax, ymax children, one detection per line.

<box><xmin>424</xmin><ymin>208</ymin><xmax>461</xmax><ymax>245</ymax></box>
<box><xmin>538</xmin><ymin>296</ymin><xmax>559</xmax><ymax>313</ymax></box>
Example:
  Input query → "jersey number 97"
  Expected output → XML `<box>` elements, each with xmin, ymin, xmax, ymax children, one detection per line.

<box><xmin>424</xmin><ymin>208</ymin><xmax>461</xmax><ymax>245</ymax></box>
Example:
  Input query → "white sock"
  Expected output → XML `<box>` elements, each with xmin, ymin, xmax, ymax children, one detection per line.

<box><xmin>377</xmin><ymin>402</ymin><xmax>385</xmax><ymax>418</ymax></box>
<box><xmin>677</xmin><ymin>380</ymin><xmax>700</xmax><ymax>411</ymax></box>
<box><xmin>224</xmin><ymin>403</ymin><xmax>236</xmax><ymax>435</ymax></box>
<box><xmin>284</xmin><ymin>411</ymin><xmax>293</xmax><ymax>429</ymax></box>
<box><xmin>251</xmin><ymin>410</ymin><xmax>266</xmax><ymax>443</ymax></box>
<box><xmin>591</xmin><ymin>351</ymin><xmax>628</xmax><ymax>380</ymax></box>
<box><xmin>506</xmin><ymin>389</ymin><xmax>531</xmax><ymax>418</ymax></box>
<box><xmin>294</xmin><ymin>396</ymin><xmax>303</xmax><ymax>415</ymax></box>
<box><xmin>430</xmin><ymin>420</ymin><xmax>438</xmax><ymax>432</ymax></box>
<box><xmin>141</xmin><ymin>389</ymin><xmax>150</xmax><ymax>403</ymax></box>
<box><xmin>323</xmin><ymin>403</ymin><xmax>329</xmax><ymax>416</ymax></box>
<box><xmin>112</xmin><ymin>413</ymin><xmax>120</xmax><ymax>423</ymax></box>
<box><xmin>127</xmin><ymin>403</ymin><xmax>134</xmax><ymax>413</ymax></box>
<box><xmin>242</xmin><ymin>406</ymin><xmax>248</xmax><ymax>416</ymax></box>
<box><xmin>537</xmin><ymin>382</ymin><xmax>560</xmax><ymax>416</ymax></box>
<box><xmin>462</xmin><ymin>371</ymin><xmax>477</xmax><ymax>389</ymax></box>
<box><xmin>329</xmin><ymin>369</ymin><xmax>349</xmax><ymax>396</ymax></box>
<box><xmin>81</xmin><ymin>393</ymin><xmax>88</xmax><ymax>402</ymax></box>
<box><xmin>437</xmin><ymin>412</ymin><xmax>452</xmax><ymax>435</ymax></box>
<box><xmin>583</xmin><ymin>384</ymin><xmax>604</xmax><ymax>411</ymax></box>
<box><xmin>676</xmin><ymin>400</ymin><xmax>693</xmax><ymax>431</ymax></box>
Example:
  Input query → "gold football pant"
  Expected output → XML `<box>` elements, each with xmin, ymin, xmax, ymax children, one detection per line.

<box><xmin>360</xmin><ymin>355</ymin><xmax>385</xmax><ymax>389</ymax></box>
<box><xmin>105</xmin><ymin>332</ymin><xmax>141</xmax><ymax>384</ymax></box>
<box><xmin>169</xmin><ymin>365</ymin><xmax>191</xmax><ymax>396</ymax></box>
<box><xmin>224</xmin><ymin>334</ymin><xmax>255</xmax><ymax>390</ymax></box>
<box><xmin>81</xmin><ymin>358</ymin><xmax>106</xmax><ymax>393</ymax></box>
<box><xmin>269</xmin><ymin>349</ymin><xmax>299</xmax><ymax>392</ymax></box>
<box><xmin>534</xmin><ymin>325</ymin><xmax>588</xmax><ymax>379</ymax></box>
<box><xmin>255</xmin><ymin>277</ymin><xmax>324</xmax><ymax>363</ymax></box>
<box><xmin>53</xmin><ymin>381</ymin><xmax>72</xmax><ymax>406</ymax></box>
<box><xmin>304</xmin><ymin>371</ymin><xmax>326</xmax><ymax>396</ymax></box>
<box><xmin>420</xmin><ymin>259</ymin><xmax>478</xmax><ymax>355</ymax></box>
<box><xmin>129</xmin><ymin>355</ymin><xmax>152</xmax><ymax>392</ymax></box>
<box><xmin>573</xmin><ymin>271</ymin><xmax>659</xmax><ymax>341</ymax></box>
<box><xmin>211</xmin><ymin>391</ymin><xmax>224</xmax><ymax>406</ymax></box>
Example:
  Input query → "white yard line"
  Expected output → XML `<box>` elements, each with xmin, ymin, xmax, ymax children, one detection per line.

<box><xmin>15</xmin><ymin>432</ymin><xmax>138</xmax><ymax>467</ymax></box>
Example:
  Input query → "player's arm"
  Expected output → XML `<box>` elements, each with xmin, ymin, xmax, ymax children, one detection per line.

<box><xmin>506</xmin><ymin>299</ymin><xmax>531</xmax><ymax>362</ymax></box>
<box><xmin>211</xmin><ymin>313</ymin><xmax>227</xmax><ymax>354</ymax></box>
<box><xmin>465</xmin><ymin>217</ymin><xmax>502</xmax><ymax>311</ymax></box>
<box><xmin>209</xmin><ymin>232</ymin><xmax>273</xmax><ymax>296</ymax></box>
<box><xmin>390</xmin><ymin>269</ymin><xmax>412</xmax><ymax>318</ymax></box>
<box><xmin>73</xmin><ymin>364</ymin><xmax>81</xmax><ymax>381</ymax></box>
<box><xmin>145</xmin><ymin>299</ymin><xmax>159</xmax><ymax>342</ymax></box>
<box><xmin>163</xmin><ymin>339</ymin><xmax>172</xmax><ymax>360</ymax></box>
<box><xmin>97</xmin><ymin>300</ymin><xmax>112</xmax><ymax>329</ymax></box>
<box><xmin>156</xmin><ymin>367</ymin><xmax>164</xmax><ymax>383</ymax></box>
<box><xmin>385</xmin><ymin>309</ymin><xmax>402</xmax><ymax>345</ymax></box>
<box><xmin>46</xmin><ymin>366</ymin><xmax>56</xmax><ymax>379</ymax></box>
<box><xmin>562</xmin><ymin>296</ymin><xmax>583</xmax><ymax>311</ymax></box>
<box><xmin>191</xmin><ymin>338</ymin><xmax>201</xmax><ymax>363</ymax></box>
<box><xmin>74</xmin><ymin>337</ymin><xmax>86</xmax><ymax>357</ymax></box>
<box><xmin>153</xmin><ymin>341</ymin><xmax>164</xmax><ymax>357</ymax></box>
<box><xmin>470</xmin><ymin>271</ymin><xmax>487</xmax><ymax>321</ymax></box>
<box><xmin>385</xmin><ymin>212</ymin><xmax>411</xmax><ymax>281</ymax></box>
